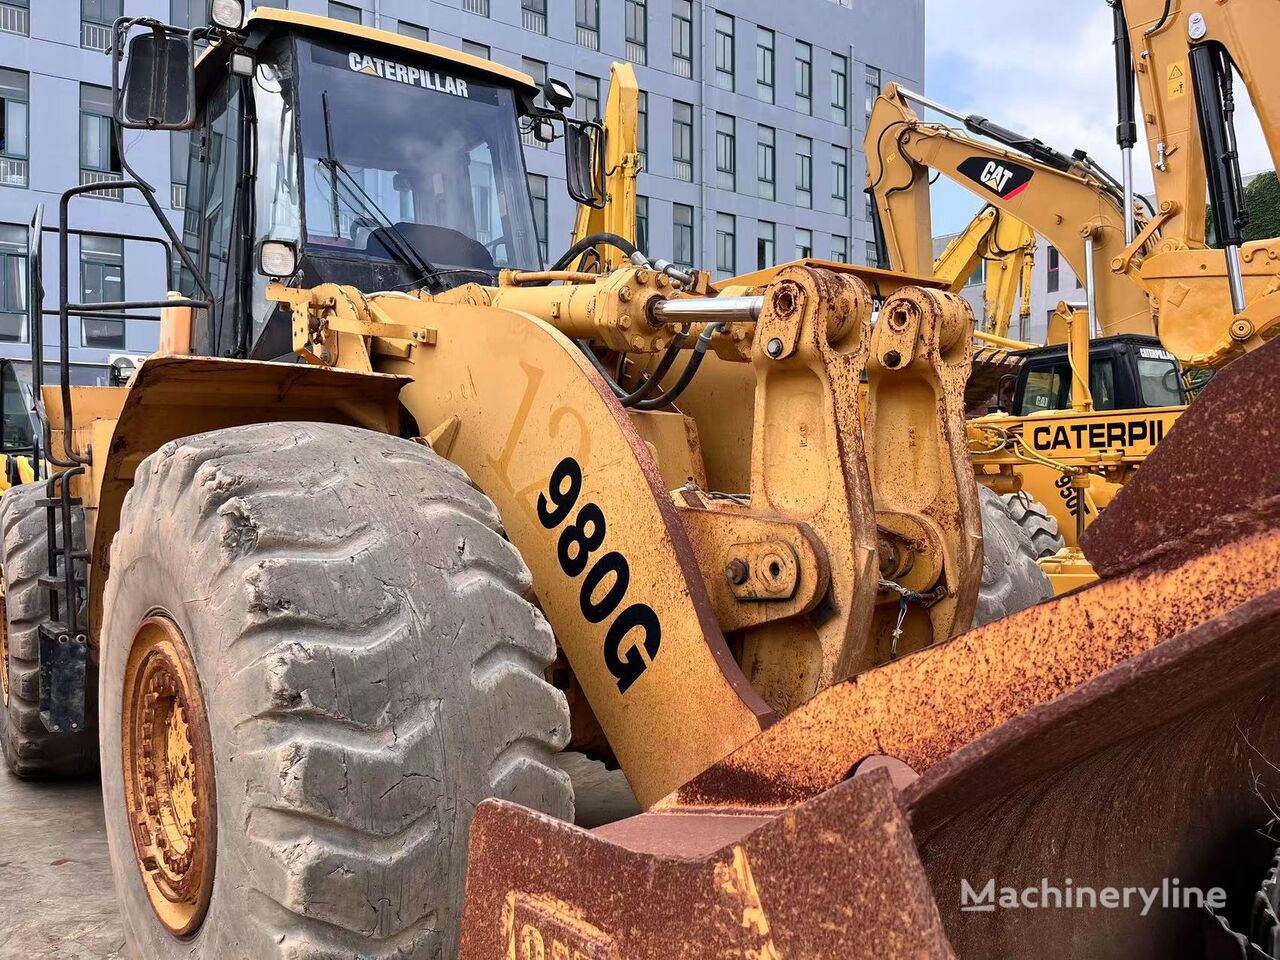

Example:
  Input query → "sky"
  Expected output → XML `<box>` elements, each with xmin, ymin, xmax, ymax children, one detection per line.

<box><xmin>922</xmin><ymin>0</ymin><xmax>1272</xmax><ymax>235</ymax></box>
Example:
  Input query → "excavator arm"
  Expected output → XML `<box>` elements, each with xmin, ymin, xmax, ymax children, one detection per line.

<box><xmin>932</xmin><ymin>206</ymin><xmax>1036</xmax><ymax>339</ymax></box>
<box><xmin>866</xmin><ymin>83</ymin><xmax>1154</xmax><ymax>338</ymax></box>
<box><xmin>1118</xmin><ymin>0</ymin><xmax>1280</xmax><ymax>367</ymax></box>
<box><xmin>570</xmin><ymin>62</ymin><xmax>642</xmax><ymax>271</ymax></box>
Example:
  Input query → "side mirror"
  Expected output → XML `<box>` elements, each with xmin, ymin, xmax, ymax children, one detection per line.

<box><xmin>120</xmin><ymin>29</ymin><xmax>196</xmax><ymax>130</ymax></box>
<box><xmin>563</xmin><ymin>122</ymin><xmax>603</xmax><ymax>208</ymax></box>
<box><xmin>543</xmin><ymin>77</ymin><xmax>574</xmax><ymax>111</ymax></box>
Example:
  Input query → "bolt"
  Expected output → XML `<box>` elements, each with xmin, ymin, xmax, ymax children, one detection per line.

<box><xmin>618</xmin><ymin>314</ymin><xmax>632</xmax><ymax>330</ymax></box>
<box><xmin>618</xmin><ymin>286</ymin><xmax>634</xmax><ymax>303</ymax></box>
<box><xmin>725</xmin><ymin>559</ymin><xmax>750</xmax><ymax>586</ymax></box>
<box><xmin>766</xmin><ymin>338</ymin><xmax>785</xmax><ymax>358</ymax></box>
<box><xmin>884</xmin><ymin>349</ymin><xmax>902</xmax><ymax>369</ymax></box>
<box><xmin>320</xmin><ymin>351</ymin><xmax>332</xmax><ymax>364</ymax></box>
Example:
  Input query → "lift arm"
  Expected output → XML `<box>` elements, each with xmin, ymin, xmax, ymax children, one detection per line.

<box><xmin>570</xmin><ymin>62</ymin><xmax>642</xmax><ymax>271</ymax></box>
<box><xmin>866</xmin><ymin>83</ymin><xmax>1154</xmax><ymax>338</ymax></box>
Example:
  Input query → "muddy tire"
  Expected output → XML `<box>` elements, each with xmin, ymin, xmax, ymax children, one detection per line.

<box><xmin>0</xmin><ymin>482</ymin><xmax>97</xmax><ymax>778</ymax></box>
<box><xmin>1000</xmin><ymin>491</ymin><xmax>1067</xmax><ymax>560</ymax></box>
<box><xmin>100</xmin><ymin>423</ymin><xmax>572</xmax><ymax>959</ymax></box>
<box><xmin>973</xmin><ymin>485</ymin><xmax>1055</xmax><ymax>628</ymax></box>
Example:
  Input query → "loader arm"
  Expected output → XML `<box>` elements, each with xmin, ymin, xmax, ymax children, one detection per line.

<box><xmin>1118</xmin><ymin>0</ymin><xmax>1280</xmax><ymax>367</ymax></box>
<box><xmin>867</xmin><ymin>84</ymin><xmax>1153</xmax><ymax>338</ymax></box>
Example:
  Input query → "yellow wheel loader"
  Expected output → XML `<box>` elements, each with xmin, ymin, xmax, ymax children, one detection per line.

<box><xmin>0</xmin><ymin>6</ymin><xmax>1278</xmax><ymax>960</ymax></box>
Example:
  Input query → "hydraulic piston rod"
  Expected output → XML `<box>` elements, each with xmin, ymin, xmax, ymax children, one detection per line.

<box><xmin>651</xmin><ymin>296</ymin><xmax>765</xmax><ymax>324</ymax></box>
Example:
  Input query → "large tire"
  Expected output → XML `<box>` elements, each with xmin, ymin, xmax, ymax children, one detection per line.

<box><xmin>1000</xmin><ymin>491</ymin><xmax>1067</xmax><ymax>560</ymax></box>
<box><xmin>100</xmin><ymin>423</ymin><xmax>572</xmax><ymax>959</ymax></box>
<box><xmin>0</xmin><ymin>481</ymin><xmax>97</xmax><ymax>778</ymax></box>
<box><xmin>973</xmin><ymin>485</ymin><xmax>1055</xmax><ymax>628</ymax></box>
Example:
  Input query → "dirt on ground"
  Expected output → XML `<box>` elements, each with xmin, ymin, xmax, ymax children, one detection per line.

<box><xmin>0</xmin><ymin>772</ymin><xmax>125</xmax><ymax>959</ymax></box>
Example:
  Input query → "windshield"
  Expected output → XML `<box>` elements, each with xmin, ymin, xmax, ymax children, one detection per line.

<box><xmin>1137</xmin><ymin>353</ymin><xmax>1184</xmax><ymax>407</ymax></box>
<box><xmin>297</xmin><ymin>38</ymin><xmax>541</xmax><ymax>274</ymax></box>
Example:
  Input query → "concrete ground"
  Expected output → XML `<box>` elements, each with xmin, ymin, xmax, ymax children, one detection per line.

<box><xmin>0</xmin><ymin>772</ymin><xmax>126</xmax><ymax>959</ymax></box>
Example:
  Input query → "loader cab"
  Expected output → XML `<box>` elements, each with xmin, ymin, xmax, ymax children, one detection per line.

<box><xmin>164</xmin><ymin>10</ymin><xmax>557</xmax><ymax>360</ymax></box>
<box><xmin>1010</xmin><ymin>335</ymin><xmax>1187</xmax><ymax>416</ymax></box>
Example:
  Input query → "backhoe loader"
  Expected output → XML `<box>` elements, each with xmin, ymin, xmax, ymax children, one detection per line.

<box><xmin>0</xmin><ymin>6</ymin><xmax>1278</xmax><ymax>960</ymax></box>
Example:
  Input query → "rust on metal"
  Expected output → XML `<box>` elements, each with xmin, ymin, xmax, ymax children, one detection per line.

<box><xmin>1084</xmin><ymin>338</ymin><xmax>1280</xmax><ymax>578</ymax></box>
<box><xmin>459</xmin><ymin>768</ymin><xmax>956</xmax><ymax>959</ymax></box>
<box><xmin>121</xmin><ymin>615</ymin><xmax>216</xmax><ymax>937</ymax></box>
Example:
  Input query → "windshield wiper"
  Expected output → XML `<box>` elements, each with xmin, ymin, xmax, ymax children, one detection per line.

<box><xmin>320</xmin><ymin>91</ymin><xmax>444</xmax><ymax>292</ymax></box>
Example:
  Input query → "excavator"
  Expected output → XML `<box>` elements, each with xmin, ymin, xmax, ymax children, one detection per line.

<box><xmin>931</xmin><ymin>205</ymin><xmax>1036</xmax><ymax>341</ymax></box>
<box><xmin>0</xmin><ymin>4</ymin><xmax>1277</xmax><ymax>959</ymax></box>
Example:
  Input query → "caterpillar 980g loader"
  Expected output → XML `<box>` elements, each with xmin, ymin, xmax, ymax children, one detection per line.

<box><xmin>1</xmin><ymin>5</ymin><xmax>1279</xmax><ymax>959</ymax></box>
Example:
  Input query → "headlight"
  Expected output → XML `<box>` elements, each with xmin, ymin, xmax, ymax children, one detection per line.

<box><xmin>209</xmin><ymin>0</ymin><xmax>245</xmax><ymax>30</ymax></box>
<box><xmin>258</xmin><ymin>240</ymin><xmax>298</xmax><ymax>278</ymax></box>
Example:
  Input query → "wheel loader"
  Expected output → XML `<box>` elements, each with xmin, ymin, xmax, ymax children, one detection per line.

<box><xmin>1</xmin><ymin>5</ymin><xmax>1279</xmax><ymax>960</ymax></box>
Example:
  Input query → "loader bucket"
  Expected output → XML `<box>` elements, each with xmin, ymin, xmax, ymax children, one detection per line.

<box><xmin>458</xmin><ymin>341</ymin><xmax>1280</xmax><ymax>959</ymax></box>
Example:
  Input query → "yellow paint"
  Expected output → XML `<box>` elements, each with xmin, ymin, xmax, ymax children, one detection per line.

<box><xmin>1166</xmin><ymin>61</ymin><xmax>1188</xmax><ymax>99</ymax></box>
<box><xmin>715</xmin><ymin>846</ymin><xmax>783</xmax><ymax>960</ymax></box>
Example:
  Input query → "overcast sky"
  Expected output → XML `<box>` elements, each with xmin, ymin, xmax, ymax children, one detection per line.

<box><xmin>922</xmin><ymin>0</ymin><xmax>1271</xmax><ymax>235</ymax></box>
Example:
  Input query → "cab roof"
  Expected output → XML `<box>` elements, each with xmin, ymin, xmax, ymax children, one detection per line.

<box><xmin>226</xmin><ymin>8</ymin><xmax>538</xmax><ymax>93</ymax></box>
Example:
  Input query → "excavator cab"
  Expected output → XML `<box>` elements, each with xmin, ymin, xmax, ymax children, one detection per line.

<box><xmin>1010</xmin><ymin>335</ymin><xmax>1186</xmax><ymax>416</ymax></box>
<box><xmin>125</xmin><ymin>8</ymin><xmax>592</xmax><ymax>361</ymax></box>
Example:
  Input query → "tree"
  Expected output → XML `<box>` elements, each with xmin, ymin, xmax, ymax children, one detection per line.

<box><xmin>1206</xmin><ymin>169</ymin><xmax>1280</xmax><ymax>242</ymax></box>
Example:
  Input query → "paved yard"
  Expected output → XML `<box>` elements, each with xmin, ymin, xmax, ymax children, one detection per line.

<box><xmin>0</xmin><ymin>772</ymin><xmax>125</xmax><ymax>959</ymax></box>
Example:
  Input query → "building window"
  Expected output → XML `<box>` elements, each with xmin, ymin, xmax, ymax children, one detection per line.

<box><xmin>757</xmin><ymin>125</ymin><xmax>775</xmax><ymax>202</ymax></box>
<box><xmin>795</xmin><ymin>41</ymin><xmax>812</xmax><ymax>115</ymax></box>
<box><xmin>866</xmin><ymin>239</ymin><xmax>880</xmax><ymax>267</ymax></box>
<box><xmin>757</xmin><ymin>221</ymin><xmax>775</xmax><ymax>271</ymax></box>
<box><xmin>636</xmin><ymin>196</ymin><xmax>649</xmax><ymax>254</ymax></box>
<box><xmin>716</xmin><ymin>213</ymin><xmax>736</xmax><ymax>275</ymax></box>
<box><xmin>672</xmin><ymin>0</ymin><xmax>693</xmax><ymax>78</ymax></box>
<box><xmin>462</xmin><ymin>40</ymin><xmax>490</xmax><ymax>60</ymax></box>
<box><xmin>832</xmin><ymin>145</ymin><xmax>848</xmax><ymax>214</ymax></box>
<box><xmin>0</xmin><ymin>69</ymin><xmax>29</xmax><ymax>189</ymax></box>
<box><xmin>81</xmin><ymin>84</ymin><xmax>121</xmax><ymax>198</ymax></box>
<box><xmin>80</xmin><ymin>235</ymin><xmax>125</xmax><ymax>349</ymax></box>
<box><xmin>673</xmin><ymin>203</ymin><xmax>694</xmax><ymax>269</ymax></box>
<box><xmin>673</xmin><ymin>101</ymin><xmax>694</xmax><ymax>182</ymax></box>
<box><xmin>0</xmin><ymin>223</ymin><xmax>27</xmax><ymax>342</ymax></box>
<box><xmin>521</xmin><ymin>59</ymin><xmax>547</xmax><ymax>147</ymax></box>
<box><xmin>866</xmin><ymin>192</ymin><xmax>876</xmax><ymax>222</ymax></box>
<box><xmin>795</xmin><ymin>228</ymin><xmax>812</xmax><ymax>261</ymax></box>
<box><xmin>714</xmin><ymin>14</ymin><xmax>734</xmax><ymax>91</ymax></box>
<box><xmin>865</xmin><ymin>65</ymin><xmax>882</xmax><ymax>117</ymax></box>
<box><xmin>1047</xmin><ymin>246</ymin><xmax>1060</xmax><ymax>293</ymax></box>
<box><xmin>576</xmin><ymin>0</ymin><xmax>599</xmax><ymax>50</ymax></box>
<box><xmin>398</xmin><ymin>21</ymin><xmax>428</xmax><ymax>41</ymax></box>
<box><xmin>327</xmin><ymin>1</ymin><xmax>361</xmax><ymax>24</ymax></box>
<box><xmin>831</xmin><ymin>53</ymin><xmax>848</xmax><ymax>126</ymax></box>
<box><xmin>637</xmin><ymin>92</ymin><xmax>648</xmax><ymax>169</ymax></box>
<box><xmin>756</xmin><ymin>28</ymin><xmax>775</xmax><ymax>103</ymax></box>
<box><xmin>522</xmin><ymin>0</ymin><xmax>547</xmax><ymax>35</ymax></box>
<box><xmin>576</xmin><ymin>74</ymin><xmax>600</xmax><ymax>122</ymax></box>
<box><xmin>625</xmin><ymin>0</ymin><xmax>647</xmax><ymax>65</ymax></box>
<box><xmin>831</xmin><ymin>235</ymin><xmax>848</xmax><ymax>263</ymax></box>
<box><xmin>715</xmin><ymin>114</ymin><xmax>735</xmax><ymax>190</ymax></box>
<box><xmin>81</xmin><ymin>0</ymin><xmax>121</xmax><ymax>49</ymax></box>
<box><xmin>796</xmin><ymin>136</ymin><xmax>812</xmax><ymax>209</ymax></box>
<box><xmin>462</xmin><ymin>0</ymin><xmax>490</xmax><ymax>17</ymax></box>
<box><xmin>170</xmin><ymin>131</ymin><xmax>189</xmax><ymax>209</ymax></box>
<box><xmin>0</xmin><ymin>0</ymin><xmax>29</xmax><ymax>38</ymax></box>
<box><xmin>528</xmin><ymin>174</ymin><xmax>548</xmax><ymax>264</ymax></box>
<box><xmin>966</xmin><ymin>261</ymin><xmax>986</xmax><ymax>287</ymax></box>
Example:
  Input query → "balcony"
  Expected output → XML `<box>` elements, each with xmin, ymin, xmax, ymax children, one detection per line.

<box><xmin>81</xmin><ymin>20</ymin><xmax>111</xmax><ymax>50</ymax></box>
<box><xmin>576</xmin><ymin>25</ymin><xmax>598</xmax><ymax>50</ymax></box>
<box><xmin>673</xmin><ymin>160</ymin><xmax>692</xmax><ymax>182</ymax></box>
<box><xmin>0</xmin><ymin>157</ymin><xmax>27</xmax><ymax>188</ymax></box>
<box><xmin>462</xmin><ymin>0</ymin><xmax>489</xmax><ymax>16</ymax></box>
<box><xmin>171</xmin><ymin>182</ymin><xmax>187</xmax><ymax>209</ymax></box>
<box><xmin>625</xmin><ymin>41</ymin><xmax>646</xmax><ymax>65</ymax></box>
<box><xmin>80</xmin><ymin>169</ymin><xmax>123</xmax><ymax>201</ymax></box>
<box><xmin>673</xmin><ymin>56</ymin><xmax>692</xmax><ymax>79</ymax></box>
<box><xmin>521</xmin><ymin>8</ymin><xmax>545</xmax><ymax>34</ymax></box>
<box><xmin>0</xmin><ymin>2</ymin><xmax>29</xmax><ymax>36</ymax></box>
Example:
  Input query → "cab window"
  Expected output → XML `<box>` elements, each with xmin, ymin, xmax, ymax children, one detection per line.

<box><xmin>1019</xmin><ymin>368</ymin><xmax>1065</xmax><ymax>415</ymax></box>
<box><xmin>1137</xmin><ymin>357</ymin><xmax>1184</xmax><ymax>407</ymax></box>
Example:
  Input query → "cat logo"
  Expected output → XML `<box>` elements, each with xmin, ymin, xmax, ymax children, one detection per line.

<box><xmin>958</xmin><ymin>156</ymin><xmax>1035</xmax><ymax>200</ymax></box>
<box><xmin>347</xmin><ymin>52</ymin><xmax>470</xmax><ymax>98</ymax></box>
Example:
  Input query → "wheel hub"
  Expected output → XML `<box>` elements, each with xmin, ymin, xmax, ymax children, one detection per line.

<box><xmin>122</xmin><ymin>615</ymin><xmax>215</xmax><ymax>937</ymax></box>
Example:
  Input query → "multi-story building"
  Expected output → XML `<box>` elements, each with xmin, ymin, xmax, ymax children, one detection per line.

<box><xmin>0</xmin><ymin>0</ymin><xmax>924</xmax><ymax>381</ymax></box>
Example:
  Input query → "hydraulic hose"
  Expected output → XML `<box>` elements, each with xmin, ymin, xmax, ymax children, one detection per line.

<box><xmin>551</xmin><ymin>232</ymin><xmax>643</xmax><ymax>272</ymax></box>
<box><xmin>630</xmin><ymin>323</ymin><xmax>723</xmax><ymax>412</ymax></box>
